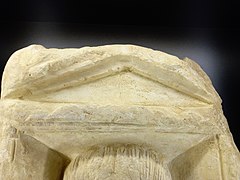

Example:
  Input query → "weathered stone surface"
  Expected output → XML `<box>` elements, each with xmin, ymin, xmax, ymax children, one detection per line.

<box><xmin>0</xmin><ymin>44</ymin><xmax>239</xmax><ymax>179</ymax></box>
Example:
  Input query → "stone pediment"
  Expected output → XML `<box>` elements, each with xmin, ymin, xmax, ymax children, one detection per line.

<box><xmin>2</xmin><ymin>45</ymin><xmax>220</xmax><ymax>106</ymax></box>
<box><xmin>26</xmin><ymin>71</ymin><xmax>208</xmax><ymax>106</ymax></box>
<box><xmin>0</xmin><ymin>45</ymin><xmax>239</xmax><ymax>180</ymax></box>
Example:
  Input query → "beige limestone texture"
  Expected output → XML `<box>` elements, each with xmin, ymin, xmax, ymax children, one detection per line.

<box><xmin>0</xmin><ymin>44</ymin><xmax>239</xmax><ymax>180</ymax></box>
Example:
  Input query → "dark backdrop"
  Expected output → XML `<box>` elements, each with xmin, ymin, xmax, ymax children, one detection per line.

<box><xmin>0</xmin><ymin>0</ymin><xmax>239</xmax><ymax>148</ymax></box>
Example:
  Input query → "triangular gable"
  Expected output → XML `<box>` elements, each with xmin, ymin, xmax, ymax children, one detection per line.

<box><xmin>1</xmin><ymin>45</ymin><xmax>220</xmax><ymax>105</ymax></box>
<box><xmin>26</xmin><ymin>72</ymin><xmax>208</xmax><ymax>106</ymax></box>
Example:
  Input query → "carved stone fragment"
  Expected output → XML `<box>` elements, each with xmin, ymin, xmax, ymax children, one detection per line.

<box><xmin>0</xmin><ymin>44</ymin><xmax>239</xmax><ymax>179</ymax></box>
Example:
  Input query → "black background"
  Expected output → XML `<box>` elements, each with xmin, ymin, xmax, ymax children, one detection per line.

<box><xmin>0</xmin><ymin>0</ymin><xmax>239</xmax><ymax>148</ymax></box>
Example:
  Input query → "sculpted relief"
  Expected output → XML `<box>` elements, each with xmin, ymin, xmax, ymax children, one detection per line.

<box><xmin>0</xmin><ymin>45</ymin><xmax>239</xmax><ymax>179</ymax></box>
